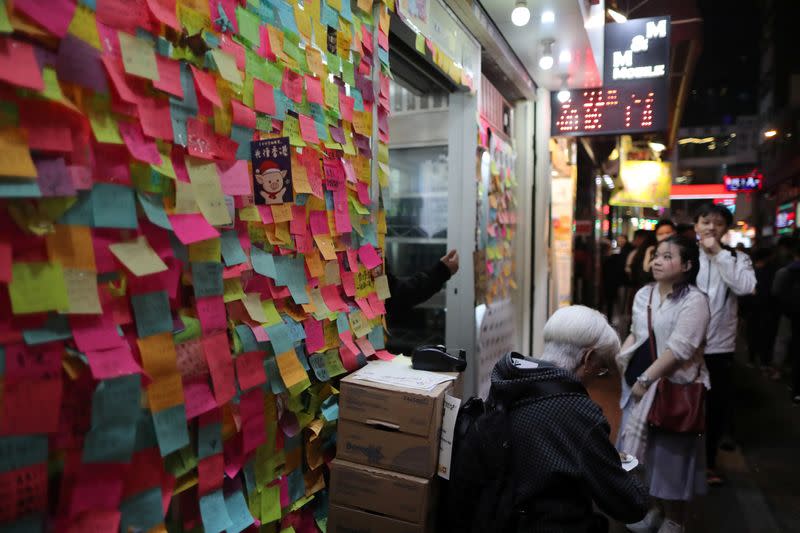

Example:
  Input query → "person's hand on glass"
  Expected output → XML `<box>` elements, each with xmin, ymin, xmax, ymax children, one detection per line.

<box><xmin>441</xmin><ymin>249</ymin><xmax>460</xmax><ymax>275</ymax></box>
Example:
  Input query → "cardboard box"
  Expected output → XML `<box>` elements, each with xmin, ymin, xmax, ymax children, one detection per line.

<box><xmin>329</xmin><ymin>459</ymin><xmax>433</xmax><ymax>524</ymax></box>
<box><xmin>328</xmin><ymin>503</ymin><xmax>429</xmax><ymax>533</ymax></box>
<box><xmin>339</xmin><ymin>367</ymin><xmax>453</xmax><ymax>439</ymax></box>
<box><xmin>336</xmin><ymin>419</ymin><xmax>439</xmax><ymax>478</ymax></box>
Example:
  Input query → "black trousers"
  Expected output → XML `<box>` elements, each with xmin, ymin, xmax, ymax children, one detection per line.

<box><xmin>790</xmin><ymin>314</ymin><xmax>800</xmax><ymax>396</ymax></box>
<box><xmin>705</xmin><ymin>352</ymin><xmax>734</xmax><ymax>469</ymax></box>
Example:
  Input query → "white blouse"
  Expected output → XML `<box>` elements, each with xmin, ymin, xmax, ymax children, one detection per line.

<box><xmin>621</xmin><ymin>283</ymin><xmax>711</xmax><ymax>388</ymax></box>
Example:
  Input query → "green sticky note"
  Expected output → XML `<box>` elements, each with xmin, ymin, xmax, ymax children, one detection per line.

<box><xmin>191</xmin><ymin>261</ymin><xmax>224</xmax><ymax>298</ymax></box>
<box><xmin>260</xmin><ymin>485</ymin><xmax>281</xmax><ymax>524</ymax></box>
<box><xmin>236</xmin><ymin>6</ymin><xmax>261</xmax><ymax>47</ymax></box>
<box><xmin>9</xmin><ymin>262</ymin><xmax>69</xmax><ymax>314</ymax></box>
<box><xmin>89</xmin><ymin>108</ymin><xmax>124</xmax><ymax>144</ymax></box>
<box><xmin>0</xmin><ymin>0</ymin><xmax>13</xmax><ymax>34</ymax></box>
<box><xmin>131</xmin><ymin>291</ymin><xmax>173</xmax><ymax>338</ymax></box>
<box><xmin>92</xmin><ymin>183</ymin><xmax>138</xmax><ymax>229</ymax></box>
<box><xmin>323</xmin><ymin>349</ymin><xmax>346</xmax><ymax>378</ymax></box>
<box><xmin>174</xmin><ymin>314</ymin><xmax>202</xmax><ymax>343</ymax></box>
<box><xmin>415</xmin><ymin>32</ymin><xmax>425</xmax><ymax>53</ymax></box>
<box><xmin>262</xmin><ymin>62</ymin><xmax>284</xmax><ymax>87</ymax></box>
<box><xmin>261</xmin><ymin>299</ymin><xmax>282</xmax><ymax>327</ymax></box>
<box><xmin>326</xmin><ymin>52</ymin><xmax>340</xmax><ymax>74</ymax></box>
<box><xmin>342</xmin><ymin>60</ymin><xmax>355</xmax><ymax>86</ymax></box>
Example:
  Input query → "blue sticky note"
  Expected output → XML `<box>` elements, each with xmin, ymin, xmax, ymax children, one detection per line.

<box><xmin>192</xmin><ymin>262</ymin><xmax>224</xmax><ymax>298</ymax></box>
<box><xmin>287</xmin><ymin>468</ymin><xmax>305</xmax><ymax>504</ymax></box>
<box><xmin>324</xmin><ymin>190</ymin><xmax>335</xmax><ymax>211</ymax></box>
<box><xmin>368</xmin><ymin>326</ymin><xmax>385</xmax><ymax>350</ymax></box>
<box><xmin>285</xmin><ymin>317</ymin><xmax>306</xmax><ymax>343</ymax></box>
<box><xmin>156</xmin><ymin>37</ymin><xmax>171</xmax><ymax>56</ymax></box>
<box><xmin>58</xmin><ymin>190</ymin><xmax>93</xmax><ymax>225</ymax></box>
<box><xmin>134</xmin><ymin>411</ymin><xmax>159</xmax><ymax>451</ymax></box>
<box><xmin>153</xmin><ymin>404</ymin><xmax>191</xmax><ymax>457</ymax></box>
<box><xmin>251</xmin><ymin>246</ymin><xmax>277</xmax><ymax>279</ymax></box>
<box><xmin>265</xmin><ymin>322</ymin><xmax>294</xmax><ymax>354</ymax></box>
<box><xmin>131</xmin><ymin>291</ymin><xmax>173</xmax><ymax>338</ymax></box>
<box><xmin>200</xmin><ymin>489</ymin><xmax>233</xmax><ymax>533</ymax></box>
<box><xmin>265</xmin><ymin>356</ymin><xmax>287</xmax><ymax>394</ymax></box>
<box><xmin>336</xmin><ymin>314</ymin><xmax>350</xmax><ymax>334</ymax></box>
<box><xmin>351</xmin><ymin>88</ymin><xmax>364</xmax><ymax>112</ymax></box>
<box><xmin>275</xmin><ymin>1</ymin><xmax>299</xmax><ymax>35</ymax></box>
<box><xmin>321</xmin><ymin>0</ymin><xmax>339</xmax><ymax>28</ymax></box>
<box><xmin>0</xmin><ymin>178</ymin><xmax>42</xmax><ymax>198</ymax></box>
<box><xmin>235</xmin><ymin>324</ymin><xmax>262</xmax><ymax>353</ymax></box>
<box><xmin>170</xmin><ymin>233</ymin><xmax>189</xmax><ymax>264</ymax></box>
<box><xmin>340</xmin><ymin>0</ymin><xmax>353</xmax><ymax>22</ymax></box>
<box><xmin>294</xmin><ymin>345</ymin><xmax>310</xmax><ymax>371</ymax></box>
<box><xmin>243</xmin><ymin>461</ymin><xmax>257</xmax><ymax>496</ymax></box>
<box><xmin>231</xmin><ymin>124</ymin><xmax>254</xmax><ymax>160</ymax></box>
<box><xmin>23</xmin><ymin>314</ymin><xmax>72</xmax><ymax>345</ymax></box>
<box><xmin>138</xmin><ymin>193</ymin><xmax>173</xmax><ymax>230</ymax></box>
<box><xmin>1</xmin><ymin>514</ymin><xmax>45</xmax><ymax>533</ymax></box>
<box><xmin>378</xmin><ymin>46</ymin><xmax>389</xmax><ymax>65</ymax></box>
<box><xmin>120</xmin><ymin>487</ymin><xmax>164</xmax><ymax>533</ymax></box>
<box><xmin>170</xmin><ymin>101</ymin><xmax>194</xmax><ymax>147</ymax></box>
<box><xmin>321</xmin><ymin>395</ymin><xmax>339</xmax><ymax>421</ymax></box>
<box><xmin>273</xmin><ymin>88</ymin><xmax>288</xmax><ymax>121</ymax></box>
<box><xmin>0</xmin><ymin>435</ymin><xmax>48</xmax><ymax>472</ymax></box>
<box><xmin>91</xmin><ymin>375</ymin><xmax>142</xmax><ymax>426</ymax></box>
<box><xmin>198</xmin><ymin>422</ymin><xmax>223</xmax><ymax>460</ymax></box>
<box><xmin>83</xmin><ymin>423</ymin><xmax>138</xmax><ymax>463</ymax></box>
<box><xmin>92</xmin><ymin>183</ymin><xmax>137</xmax><ymax>229</ymax></box>
<box><xmin>221</xmin><ymin>230</ymin><xmax>247</xmax><ymax>266</ymax></box>
<box><xmin>273</xmin><ymin>255</ymin><xmax>310</xmax><ymax>304</ymax></box>
<box><xmin>224</xmin><ymin>489</ymin><xmax>255</xmax><ymax>533</ymax></box>
<box><xmin>177</xmin><ymin>61</ymin><xmax>199</xmax><ymax>111</ymax></box>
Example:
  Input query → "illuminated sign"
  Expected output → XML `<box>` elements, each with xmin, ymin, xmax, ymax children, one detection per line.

<box><xmin>724</xmin><ymin>170</ymin><xmax>763</xmax><ymax>192</ymax></box>
<box><xmin>776</xmin><ymin>202</ymin><xmax>796</xmax><ymax>235</ymax></box>
<box><xmin>551</xmin><ymin>84</ymin><xmax>666</xmax><ymax>136</ymax></box>
<box><xmin>604</xmin><ymin>17</ymin><xmax>671</xmax><ymax>84</ymax></box>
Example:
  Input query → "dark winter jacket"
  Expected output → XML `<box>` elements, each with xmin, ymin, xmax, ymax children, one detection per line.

<box><xmin>385</xmin><ymin>260</ymin><xmax>451</xmax><ymax>317</ymax></box>
<box><xmin>488</xmin><ymin>354</ymin><xmax>648</xmax><ymax>532</ymax></box>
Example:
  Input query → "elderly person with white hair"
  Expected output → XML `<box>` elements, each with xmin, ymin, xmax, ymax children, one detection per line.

<box><xmin>485</xmin><ymin>305</ymin><xmax>648</xmax><ymax>532</ymax></box>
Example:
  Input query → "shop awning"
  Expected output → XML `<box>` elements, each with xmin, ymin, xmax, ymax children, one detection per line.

<box><xmin>669</xmin><ymin>184</ymin><xmax>736</xmax><ymax>200</ymax></box>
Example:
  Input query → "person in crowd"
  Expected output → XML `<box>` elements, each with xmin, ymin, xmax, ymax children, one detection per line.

<box><xmin>740</xmin><ymin>248</ymin><xmax>779</xmax><ymax>375</ymax></box>
<box><xmin>618</xmin><ymin>235</ymin><xmax>710</xmax><ymax>533</ymax></box>
<box><xmin>676</xmin><ymin>223</ymin><xmax>696</xmax><ymax>242</ymax></box>
<box><xmin>471</xmin><ymin>306</ymin><xmax>648</xmax><ymax>532</ymax></box>
<box><xmin>771</xmin><ymin>238</ymin><xmax>800</xmax><ymax>404</ymax></box>
<box><xmin>643</xmin><ymin>220</ymin><xmax>678</xmax><ymax>273</ymax></box>
<box><xmin>625</xmin><ymin>230</ymin><xmax>657</xmax><ymax>321</ymax></box>
<box><xmin>768</xmin><ymin>236</ymin><xmax>797</xmax><ymax>375</ymax></box>
<box><xmin>602</xmin><ymin>239</ymin><xmax>626</xmax><ymax>323</ymax></box>
<box><xmin>694</xmin><ymin>204</ymin><xmax>756</xmax><ymax>485</ymax></box>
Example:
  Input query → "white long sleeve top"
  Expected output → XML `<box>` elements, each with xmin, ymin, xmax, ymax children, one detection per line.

<box><xmin>697</xmin><ymin>248</ymin><xmax>756</xmax><ymax>354</ymax></box>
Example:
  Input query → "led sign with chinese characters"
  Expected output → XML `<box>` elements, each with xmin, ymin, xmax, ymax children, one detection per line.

<box><xmin>724</xmin><ymin>170</ymin><xmax>763</xmax><ymax>192</ymax></box>
<box><xmin>551</xmin><ymin>84</ymin><xmax>667</xmax><ymax>136</ymax></box>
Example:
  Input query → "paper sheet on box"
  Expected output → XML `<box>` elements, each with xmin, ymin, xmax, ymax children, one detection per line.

<box><xmin>352</xmin><ymin>360</ymin><xmax>456</xmax><ymax>391</ymax></box>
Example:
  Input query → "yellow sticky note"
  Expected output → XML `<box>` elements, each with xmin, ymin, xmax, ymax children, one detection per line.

<box><xmin>152</xmin><ymin>143</ymin><xmax>177</xmax><ymax>179</ymax></box>
<box><xmin>305</xmin><ymin>48</ymin><xmax>326</xmax><ymax>79</ymax></box>
<box><xmin>63</xmin><ymin>268</ymin><xmax>102</xmax><ymax>314</ymax></box>
<box><xmin>185</xmin><ymin>156</ymin><xmax>232</xmax><ymax>226</ymax></box>
<box><xmin>68</xmin><ymin>5</ymin><xmax>101</xmax><ymax>49</ymax></box>
<box><xmin>238</xmin><ymin>205</ymin><xmax>260</xmax><ymax>222</ymax></box>
<box><xmin>242</xmin><ymin>293</ymin><xmax>268</xmax><ymax>322</ymax></box>
<box><xmin>374</xmin><ymin>274</ymin><xmax>391</xmax><ymax>300</ymax></box>
<box><xmin>261</xmin><ymin>299</ymin><xmax>282</xmax><ymax>326</ymax></box>
<box><xmin>276</xmin><ymin>350</ymin><xmax>311</xmax><ymax>396</ymax></box>
<box><xmin>118</xmin><ymin>32</ymin><xmax>159</xmax><ymax>81</ymax></box>
<box><xmin>137</xmin><ymin>331</ymin><xmax>179</xmax><ymax>377</ymax></box>
<box><xmin>45</xmin><ymin>225</ymin><xmax>97</xmax><ymax>271</ymax></box>
<box><xmin>109</xmin><ymin>236</ymin><xmax>169</xmax><ymax>277</ymax></box>
<box><xmin>313</xmin><ymin>234</ymin><xmax>337</xmax><ymax>261</ymax></box>
<box><xmin>8</xmin><ymin>262</ymin><xmax>69</xmax><ymax>314</ymax></box>
<box><xmin>379</xmin><ymin>7</ymin><xmax>390</xmax><ymax>33</ymax></box>
<box><xmin>270</xmin><ymin>204</ymin><xmax>293</xmax><ymax>223</ymax></box>
<box><xmin>357</xmin><ymin>0</ymin><xmax>372</xmax><ymax>13</ymax></box>
<box><xmin>294</xmin><ymin>5</ymin><xmax>312</xmax><ymax>38</ymax></box>
<box><xmin>223</xmin><ymin>277</ymin><xmax>245</xmax><ymax>303</ymax></box>
<box><xmin>89</xmin><ymin>108</ymin><xmax>124</xmax><ymax>144</ymax></box>
<box><xmin>305</xmin><ymin>252</ymin><xmax>324</xmax><ymax>279</ymax></box>
<box><xmin>210</xmin><ymin>49</ymin><xmax>243</xmax><ymax>86</ymax></box>
<box><xmin>174</xmin><ymin>179</ymin><xmax>199</xmax><ymax>214</ymax></box>
<box><xmin>0</xmin><ymin>128</ymin><xmax>37</xmax><ymax>178</ymax></box>
<box><xmin>415</xmin><ymin>32</ymin><xmax>425</xmax><ymax>54</ymax></box>
<box><xmin>188</xmin><ymin>237</ymin><xmax>221</xmax><ymax>262</ymax></box>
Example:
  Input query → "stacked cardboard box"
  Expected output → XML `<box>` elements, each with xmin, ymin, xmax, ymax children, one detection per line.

<box><xmin>329</xmin><ymin>364</ymin><xmax>454</xmax><ymax>533</ymax></box>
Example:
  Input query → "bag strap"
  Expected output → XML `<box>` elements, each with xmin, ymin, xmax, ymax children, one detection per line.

<box><xmin>647</xmin><ymin>286</ymin><xmax>657</xmax><ymax>363</ymax></box>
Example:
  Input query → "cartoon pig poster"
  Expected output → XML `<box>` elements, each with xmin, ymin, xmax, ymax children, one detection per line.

<box><xmin>251</xmin><ymin>137</ymin><xmax>293</xmax><ymax>205</ymax></box>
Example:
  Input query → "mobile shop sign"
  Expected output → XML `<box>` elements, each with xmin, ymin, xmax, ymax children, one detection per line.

<box><xmin>724</xmin><ymin>170</ymin><xmax>763</xmax><ymax>192</ymax></box>
<box><xmin>604</xmin><ymin>16</ymin><xmax>671</xmax><ymax>84</ymax></box>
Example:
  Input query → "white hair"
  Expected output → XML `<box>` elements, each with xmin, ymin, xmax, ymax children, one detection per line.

<box><xmin>540</xmin><ymin>305</ymin><xmax>620</xmax><ymax>371</ymax></box>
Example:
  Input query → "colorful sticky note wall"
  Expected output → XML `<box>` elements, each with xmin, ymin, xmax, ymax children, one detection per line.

<box><xmin>0</xmin><ymin>0</ymin><xmax>395</xmax><ymax>530</ymax></box>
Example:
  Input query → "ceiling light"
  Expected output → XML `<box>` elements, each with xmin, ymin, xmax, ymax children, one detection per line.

<box><xmin>764</xmin><ymin>129</ymin><xmax>777</xmax><ymax>138</ymax></box>
<box><xmin>649</xmin><ymin>141</ymin><xmax>666</xmax><ymax>152</ymax></box>
<box><xmin>557</xmin><ymin>89</ymin><xmax>570</xmax><ymax>103</ymax></box>
<box><xmin>559</xmin><ymin>49</ymin><xmax>571</xmax><ymax>64</ymax></box>
<box><xmin>511</xmin><ymin>0</ymin><xmax>531</xmax><ymax>26</ymax></box>
<box><xmin>539</xmin><ymin>39</ymin><xmax>554</xmax><ymax>70</ymax></box>
<box><xmin>541</xmin><ymin>10</ymin><xmax>555</xmax><ymax>24</ymax></box>
<box><xmin>607</xmin><ymin>8</ymin><xmax>627</xmax><ymax>23</ymax></box>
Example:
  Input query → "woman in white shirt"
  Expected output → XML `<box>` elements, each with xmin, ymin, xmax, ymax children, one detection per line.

<box><xmin>617</xmin><ymin>235</ymin><xmax>711</xmax><ymax>533</ymax></box>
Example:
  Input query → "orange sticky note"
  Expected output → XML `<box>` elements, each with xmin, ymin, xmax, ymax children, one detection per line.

<box><xmin>275</xmin><ymin>350</ymin><xmax>310</xmax><ymax>395</ymax></box>
<box><xmin>0</xmin><ymin>128</ymin><xmax>37</xmax><ymax>178</ymax></box>
<box><xmin>46</xmin><ymin>225</ymin><xmax>97</xmax><ymax>271</ymax></box>
<box><xmin>270</xmin><ymin>203</ymin><xmax>293</xmax><ymax>223</ymax></box>
<box><xmin>137</xmin><ymin>332</ymin><xmax>179</xmax><ymax>377</ymax></box>
<box><xmin>147</xmin><ymin>373</ymin><xmax>185</xmax><ymax>411</ymax></box>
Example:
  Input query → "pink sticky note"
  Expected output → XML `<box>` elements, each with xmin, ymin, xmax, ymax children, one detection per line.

<box><xmin>219</xmin><ymin>35</ymin><xmax>245</xmax><ymax>69</ymax></box>
<box><xmin>69</xmin><ymin>165</ymin><xmax>93</xmax><ymax>190</ymax></box>
<box><xmin>154</xmin><ymin>55</ymin><xmax>183</xmax><ymax>98</ymax></box>
<box><xmin>304</xmin><ymin>319</ymin><xmax>325</xmax><ymax>353</ymax></box>
<box><xmin>308</xmin><ymin>211</ymin><xmax>329</xmax><ymax>236</ymax></box>
<box><xmin>0</xmin><ymin>240</ymin><xmax>11</xmax><ymax>283</ymax></box>
<box><xmin>184</xmin><ymin>378</ymin><xmax>218</xmax><ymax>419</ymax></box>
<box><xmin>305</xmin><ymin>75</ymin><xmax>324</xmax><ymax>105</ymax></box>
<box><xmin>333</xmin><ymin>200</ymin><xmax>352</xmax><ymax>234</ymax></box>
<box><xmin>191</xmin><ymin>66</ymin><xmax>222</xmax><ymax>107</ymax></box>
<box><xmin>257</xmin><ymin>204</ymin><xmax>274</xmax><ymax>224</ymax></box>
<box><xmin>367</xmin><ymin>292</ymin><xmax>385</xmax><ymax>315</ymax></box>
<box><xmin>341</xmin><ymin>158</ymin><xmax>357</xmax><ymax>183</ymax></box>
<box><xmin>355</xmin><ymin>297</ymin><xmax>377</xmax><ymax>320</ymax></box>
<box><xmin>86</xmin><ymin>345</ymin><xmax>143</xmax><ymax>380</ymax></box>
<box><xmin>171</xmin><ymin>145</ymin><xmax>190</xmax><ymax>182</ymax></box>
<box><xmin>217</xmin><ymin>160</ymin><xmax>251</xmax><ymax>196</ymax></box>
<box><xmin>340</xmin><ymin>94</ymin><xmax>355</xmax><ymax>122</ymax></box>
<box><xmin>204</xmin><ymin>331</ymin><xmax>236</xmax><ymax>405</ymax></box>
<box><xmin>169</xmin><ymin>214</ymin><xmax>221</xmax><ymax>244</ymax></box>
<box><xmin>138</xmin><ymin>98</ymin><xmax>174</xmax><ymax>140</ymax></box>
<box><xmin>231</xmin><ymin>100</ymin><xmax>256</xmax><ymax>128</ymax></box>
<box><xmin>257</xmin><ymin>25</ymin><xmax>274</xmax><ymax>60</ymax></box>
<box><xmin>281</xmin><ymin>69</ymin><xmax>304</xmax><ymax>103</ymax></box>
<box><xmin>374</xmin><ymin>350</ymin><xmax>395</xmax><ymax>361</ymax></box>
<box><xmin>289</xmin><ymin>205</ymin><xmax>307</xmax><ymax>235</ymax></box>
<box><xmin>196</xmin><ymin>295</ymin><xmax>227</xmax><ymax>333</ymax></box>
<box><xmin>66</xmin><ymin>510</ymin><xmax>122</xmax><ymax>533</ymax></box>
<box><xmin>36</xmin><ymin>158</ymin><xmax>76</xmax><ymax>197</ymax></box>
<box><xmin>235</xmin><ymin>351</ymin><xmax>267</xmax><ymax>390</ymax></box>
<box><xmin>357</xmin><ymin>182</ymin><xmax>370</xmax><ymax>205</ymax></box>
<box><xmin>340</xmin><ymin>270</ymin><xmax>355</xmax><ymax>296</ymax></box>
<box><xmin>357</xmin><ymin>244</ymin><xmax>382</xmax><ymax>270</ymax></box>
<box><xmin>251</xmin><ymin>324</ymin><xmax>269</xmax><ymax>343</ymax></box>
<box><xmin>70</xmin><ymin>314</ymin><xmax>124</xmax><ymax>352</ymax></box>
<box><xmin>378</xmin><ymin>29</ymin><xmax>389</xmax><ymax>51</ymax></box>
<box><xmin>146</xmin><ymin>0</ymin><xmax>180</xmax><ymax>30</ymax></box>
<box><xmin>0</xmin><ymin>37</ymin><xmax>45</xmax><ymax>91</ymax></box>
<box><xmin>320</xmin><ymin>285</ymin><xmax>347</xmax><ymax>312</ymax></box>
<box><xmin>338</xmin><ymin>344</ymin><xmax>359</xmax><ymax>372</ymax></box>
<box><xmin>298</xmin><ymin>114</ymin><xmax>320</xmax><ymax>144</ymax></box>
<box><xmin>118</xmin><ymin>121</ymin><xmax>163</xmax><ymax>164</ymax></box>
<box><xmin>101</xmin><ymin>55</ymin><xmax>139</xmax><ymax>103</ymax></box>
<box><xmin>16</xmin><ymin>0</ymin><xmax>76</xmax><ymax>38</ymax></box>
<box><xmin>242</xmin><ymin>407</ymin><xmax>266</xmax><ymax>454</ymax></box>
<box><xmin>355</xmin><ymin>336</ymin><xmax>376</xmax><ymax>357</ymax></box>
<box><xmin>253</xmin><ymin>79</ymin><xmax>276</xmax><ymax>115</ymax></box>
<box><xmin>361</xmin><ymin>25</ymin><xmax>373</xmax><ymax>53</ymax></box>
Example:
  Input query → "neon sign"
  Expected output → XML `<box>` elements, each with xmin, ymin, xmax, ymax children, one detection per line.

<box><xmin>723</xmin><ymin>170</ymin><xmax>762</xmax><ymax>192</ymax></box>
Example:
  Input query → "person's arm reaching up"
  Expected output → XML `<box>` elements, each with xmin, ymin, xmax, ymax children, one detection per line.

<box><xmin>713</xmin><ymin>251</ymin><xmax>756</xmax><ymax>296</ymax></box>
